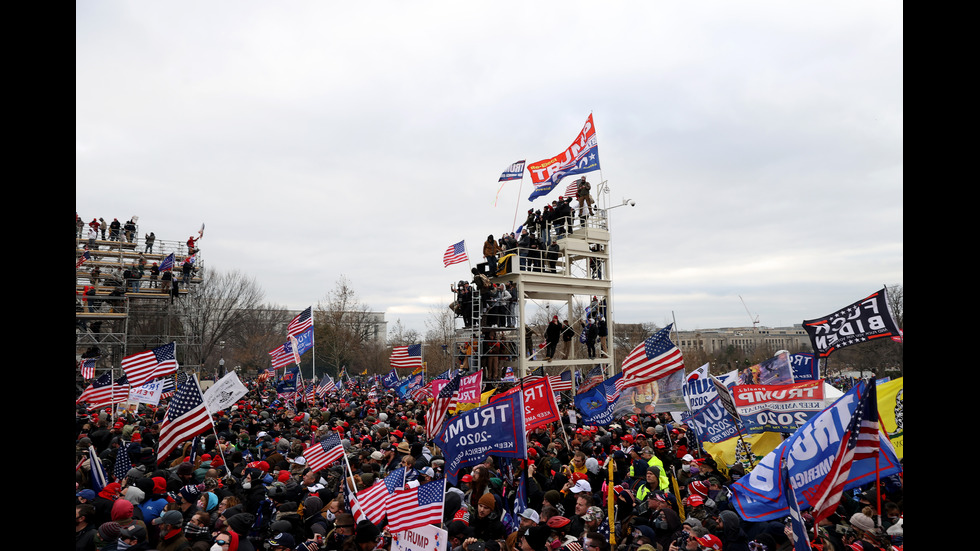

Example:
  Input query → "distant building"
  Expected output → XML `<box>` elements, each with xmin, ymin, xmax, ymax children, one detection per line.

<box><xmin>675</xmin><ymin>325</ymin><xmax>812</xmax><ymax>355</ymax></box>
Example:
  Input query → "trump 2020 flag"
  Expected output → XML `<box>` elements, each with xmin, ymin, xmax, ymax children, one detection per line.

<box><xmin>802</xmin><ymin>288</ymin><xmax>902</xmax><ymax>358</ymax></box>
<box><xmin>527</xmin><ymin>114</ymin><xmax>601</xmax><ymax>201</ymax></box>
<box><xmin>729</xmin><ymin>381</ymin><xmax>900</xmax><ymax>522</ymax></box>
<box><xmin>438</xmin><ymin>391</ymin><xmax>527</xmax><ymax>484</ymax></box>
<box><xmin>495</xmin><ymin>160</ymin><xmax>526</xmax><ymax>206</ymax></box>
<box><xmin>499</xmin><ymin>160</ymin><xmax>526</xmax><ymax>181</ymax></box>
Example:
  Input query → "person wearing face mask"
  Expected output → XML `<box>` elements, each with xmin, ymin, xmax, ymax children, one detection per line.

<box><xmin>210</xmin><ymin>529</ymin><xmax>239</xmax><ymax>551</ymax></box>
<box><xmin>117</xmin><ymin>524</ymin><xmax>150</xmax><ymax>551</ymax></box>
<box><xmin>677</xmin><ymin>455</ymin><xmax>698</xmax><ymax>489</ymax></box>
<box><xmin>184</xmin><ymin>511</ymin><xmax>212</xmax><ymax>548</ymax></box>
<box><xmin>324</xmin><ymin>513</ymin><xmax>356</xmax><ymax>551</ymax></box>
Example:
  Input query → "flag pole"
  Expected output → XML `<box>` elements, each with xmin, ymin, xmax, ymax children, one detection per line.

<box><xmin>512</xmin><ymin>172</ymin><xmax>526</xmax><ymax>233</ymax></box>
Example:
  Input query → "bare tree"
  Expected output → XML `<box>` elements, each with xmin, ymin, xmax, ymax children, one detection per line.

<box><xmin>388</xmin><ymin>319</ymin><xmax>421</xmax><ymax>346</ymax></box>
<box><xmin>314</xmin><ymin>276</ymin><xmax>378</xmax><ymax>377</ymax></box>
<box><xmin>425</xmin><ymin>306</ymin><xmax>459</xmax><ymax>376</ymax></box>
<box><xmin>226</xmin><ymin>304</ymin><xmax>292</xmax><ymax>375</ymax></box>
<box><xmin>174</xmin><ymin>269</ymin><xmax>267</xmax><ymax>374</ymax></box>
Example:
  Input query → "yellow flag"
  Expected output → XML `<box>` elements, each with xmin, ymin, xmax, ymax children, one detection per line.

<box><xmin>453</xmin><ymin>389</ymin><xmax>497</xmax><ymax>414</ymax></box>
<box><xmin>877</xmin><ymin>377</ymin><xmax>904</xmax><ymax>460</ymax></box>
<box><xmin>703</xmin><ymin>432</ymin><xmax>783</xmax><ymax>474</ymax></box>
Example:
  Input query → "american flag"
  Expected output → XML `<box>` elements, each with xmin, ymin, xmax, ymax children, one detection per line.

<box><xmin>345</xmin><ymin>475</ymin><xmax>371</xmax><ymax>524</ymax></box>
<box><xmin>522</xmin><ymin>369</ymin><xmax>572</xmax><ymax>392</ymax></box>
<box><xmin>808</xmin><ymin>381</ymin><xmax>881</xmax><ymax>524</ymax></box>
<box><xmin>76</xmin><ymin>251</ymin><xmax>91</xmax><ymax>269</ymax></box>
<box><xmin>617</xmin><ymin>324</ymin><xmax>685</xmax><ymax>391</ymax></box>
<box><xmin>603</xmin><ymin>373</ymin><xmax>623</xmax><ymax>403</ymax></box>
<box><xmin>384</xmin><ymin>466</ymin><xmax>408</xmax><ymax>493</ymax></box>
<box><xmin>288</xmin><ymin>307</ymin><xmax>313</xmax><ymax>338</ymax></box>
<box><xmin>258</xmin><ymin>368</ymin><xmax>275</xmax><ymax>383</ymax></box>
<box><xmin>269</xmin><ymin>341</ymin><xmax>298</xmax><ymax>369</ymax></box>
<box><xmin>353</xmin><ymin>472</ymin><xmax>395</xmax><ymax>525</ymax></box>
<box><xmin>550</xmin><ymin>370</ymin><xmax>573</xmax><ymax>392</ymax></box>
<box><xmin>317</xmin><ymin>375</ymin><xmax>337</xmax><ymax>398</ymax></box>
<box><xmin>390</xmin><ymin>344</ymin><xmax>423</xmax><ymax>370</ymax></box>
<box><xmin>411</xmin><ymin>380</ymin><xmax>435</xmax><ymax>402</ymax></box>
<box><xmin>160</xmin><ymin>372</ymin><xmax>189</xmax><ymax>399</ymax></box>
<box><xmin>387</xmin><ymin>478</ymin><xmax>446</xmax><ymax>533</ymax></box>
<box><xmin>157</xmin><ymin>375</ymin><xmax>214</xmax><ymax>464</ymax></box>
<box><xmin>159</xmin><ymin>252</ymin><xmax>175</xmax><ymax>272</ymax></box>
<box><xmin>79</xmin><ymin>358</ymin><xmax>97</xmax><ymax>380</ymax></box>
<box><xmin>121</xmin><ymin>342</ymin><xmax>179</xmax><ymax>388</ymax></box>
<box><xmin>303</xmin><ymin>433</ymin><xmax>345</xmax><ymax>472</ymax></box>
<box><xmin>113</xmin><ymin>442</ymin><xmax>133</xmax><ymax>482</ymax></box>
<box><xmin>77</xmin><ymin>373</ymin><xmax>130</xmax><ymax>410</ymax></box>
<box><xmin>443</xmin><ymin>240</ymin><xmax>468</xmax><ymax>267</ymax></box>
<box><xmin>564</xmin><ymin>179</ymin><xmax>579</xmax><ymax>200</ymax></box>
<box><xmin>304</xmin><ymin>382</ymin><xmax>317</xmax><ymax>405</ymax></box>
<box><xmin>425</xmin><ymin>374</ymin><xmax>461</xmax><ymax>438</ymax></box>
<box><xmin>578</xmin><ymin>365</ymin><xmax>605</xmax><ymax>393</ymax></box>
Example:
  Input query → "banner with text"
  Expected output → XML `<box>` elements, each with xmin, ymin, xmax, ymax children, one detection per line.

<box><xmin>732</xmin><ymin>380</ymin><xmax>826</xmax><ymax>434</ymax></box>
<box><xmin>802</xmin><ymin>288</ymin><xmax>902</xmax><ymax>358</ymax></box>
<box><xmin>438</xmin><ymin>392</ymin><xmax>527</xmax><ymax>484</ymax></box>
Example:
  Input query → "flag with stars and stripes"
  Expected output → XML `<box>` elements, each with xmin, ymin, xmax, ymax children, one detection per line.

<box><xmin>159</xmin><ymin>252</ymin><xmax>176</xmax><ymax>272</ymax></box>
<box><xmin>79</xmin><ymin>358</ymin><xmax>97</xmax><ymax>380</ymax></box>
<box><xmin>808</xmin><ymin>381</ymin><xmax>881</xmax><ymax>524</ymax></box>
<box><xmin>77</xmin><ymin>373</ymin><xmax>130</xmax><ymax>410</ymax></box>
<box><xmin>425</xmin><ymin>374</ymin><xmax>461</xmax><ymax>439</ymax></box>
<box><xmin>287</xmin><ymin>306</ymin><xmax>313</xmax><ymax>338</ymax></box>
<box><xmin>386</xmin><ymin>478</ymin><xmax>446</xmax><ymax>533</ymax></box>
<box><xmin>121</xmin><ymin>342</ymin><xmax>179</xmax><ymax>388</ymax></box>
<box><xmin>317</xmin><ymin>375</ymin><xmax>337</xmax><ymax>398</ymax></box>
<box><xmin>156</xmin><ymin>375</ymin><xmax>213</xmax><ymax>464</ymax></box>
<box><xmin>113</xmin><ymin>443</ymin><xmax>134</xmax><ymax>483</ymax></box>
<box><xmin>390</xmin><ymin>344</ymin><xmax>423</xmax><ymax>370</ymax></box>
<box><xmin>303</xmin><ymin>433</ymin><xmax>345</xmax><ymax>472</ymax></box>
<box><xmin>617</xmin><ymin>324</ymin><xmax>684</xmax><ymax>391</ymax></box>
<box><xmin>352</xmin><ymin>473</ymin><xmax>391</xmax><ymax>525</ymax></box>
<box><xmin>443</xmin><ymin>240</ymin><xmax>468</xmax><ymax>267</ymax></box>
<box><xmin>550</xmin><ymin>370</ymin><xmax>573</xmax><ymax>392</ymax></box>
<box><xmin>76</xmin><ymin>251</ymin><xmax>91</xmax><ymax>269</ymax></box>
<box><xmin>603</xmin><ymin>372</ymin><xmax>623</xmax><ymax>403</ymax></box>
<box><xmin>160</xmin><ymin>372</ymin><xmax>189</xmax><ymax>399</ymax></box>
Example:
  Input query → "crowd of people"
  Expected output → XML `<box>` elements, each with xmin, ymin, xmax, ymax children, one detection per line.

<box><xmin>76</xmin><ymin>215</ymin><xmax>201</xmax><ymax>321</ymax></box>
<box><xmin>477</xmin><ymin>180</ymin><xmax>604</xmax><ymax>279</ymax></box>
<box><xmin>75</xmin><ymin>379</ymin><xmax>904</xmax><ymax>551</ymax></box>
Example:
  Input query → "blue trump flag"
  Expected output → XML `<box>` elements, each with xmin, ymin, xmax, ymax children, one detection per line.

<box><xmin>396</xmin><ymin>372</ymin><xmax>424</xmax><ymax>400</ymax></box>
<box><xmin>730</xmin><ymin>382</ymin><xmax>901</xmax><ymax>522</ymax></box>
<box><xmin>382</xmin><ymin>368</ymin><xmax>400</xmax><ymax>389</ymax></box>
<box><xmin>438</xmin><ymin>391</ymin><xmax>526</xmax><ymax>484</ymax></box>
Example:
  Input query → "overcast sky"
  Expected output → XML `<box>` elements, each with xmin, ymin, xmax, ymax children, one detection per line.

<box><xmin>76</xmin><ymin>2</ymin><xmax>903</xmax><ymax>337</ymax></box>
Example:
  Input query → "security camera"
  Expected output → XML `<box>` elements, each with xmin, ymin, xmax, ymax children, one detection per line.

<box><xmin>628</xmin><ymin>200</ymin><xmax>636</xmax><ymax>207</ymax></box>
